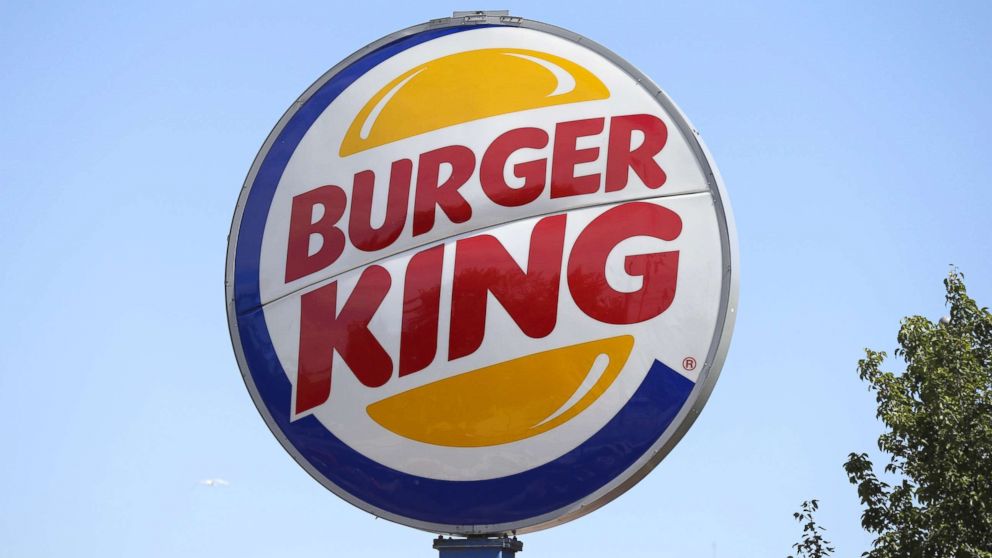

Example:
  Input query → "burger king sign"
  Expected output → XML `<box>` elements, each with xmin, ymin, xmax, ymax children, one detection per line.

<box><xmin>226</xmin><ymin>12</ymin><xmax>738</xmax><ymax>535</ymax></box>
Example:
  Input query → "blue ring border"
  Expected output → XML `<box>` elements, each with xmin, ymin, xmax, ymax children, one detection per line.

<box><xmin>231</xmin><ymin>24</ymin><xmax>695</xmax><ymax>529</ymax></box>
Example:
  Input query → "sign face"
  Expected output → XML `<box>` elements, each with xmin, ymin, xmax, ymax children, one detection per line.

<box><xmin>227</xmin><ymin>14</ymin><xmax>738</xmax><ymax>535</ymax></box>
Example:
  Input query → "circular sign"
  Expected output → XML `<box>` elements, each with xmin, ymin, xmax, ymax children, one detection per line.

<box><xmin>226</xmin><ymin>13</ymin><xmax>737</xmax><ymax>535</ymax></box>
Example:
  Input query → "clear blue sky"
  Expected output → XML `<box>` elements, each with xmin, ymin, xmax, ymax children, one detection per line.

<box><xmin>2</xmin><ymin>1</ymin><xmax>990</xmax><ymax>557</ymax></box>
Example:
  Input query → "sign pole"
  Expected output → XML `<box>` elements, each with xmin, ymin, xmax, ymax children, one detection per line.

<box><xmin>433</xmin><ymin>535</ymin><xmax>523</xmax><ymax>558</ymax></box>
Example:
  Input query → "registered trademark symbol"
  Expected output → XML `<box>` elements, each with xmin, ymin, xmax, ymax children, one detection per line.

<box><xmin>682</xmin><ymin>357</ymin><xmax>697</xmax><ymax>371</ymax></box>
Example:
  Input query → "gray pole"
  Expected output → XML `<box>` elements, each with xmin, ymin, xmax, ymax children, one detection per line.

<box><xmin>434</xmin><ymin>535</ymin><xmax>523</xmax><ymax>558</ymax></box>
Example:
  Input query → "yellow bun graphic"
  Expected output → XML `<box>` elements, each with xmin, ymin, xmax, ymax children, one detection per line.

<box><xmin>340</xmin><ymin>48</ymin><xmax>610</xmax><ymax>156</ymax></box>
<box><xmin>366</xmin><ymin>336</ymin><xmax>633</xmax><ymax>447</ymax></box>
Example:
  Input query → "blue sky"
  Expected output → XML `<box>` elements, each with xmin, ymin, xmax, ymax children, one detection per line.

<box><xmin>2</xmin><ymin>1</ymin><xmax>990</xmax><ymax>557</ymax></box>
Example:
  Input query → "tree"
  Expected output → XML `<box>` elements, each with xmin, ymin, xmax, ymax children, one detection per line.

<box><xmin>844</xmin><ymin>271</ymin><xmax>992</xmax><ymax>558</ymax></box>
<box><xmin>788</xmin><ymin>500</ymin><xmax>835</xmax><ymax>558</ymax></box>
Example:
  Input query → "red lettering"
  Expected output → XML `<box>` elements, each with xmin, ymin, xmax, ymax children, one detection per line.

<box><xmin>550</xmin><ymin>117</ymin><xmax>604</xmax><ymax>199</ymax></box>
<box><xmin>605</xmin><ymin>114</ymin><xmax>667</xmax><ymax>191</ymax></box>
<box><xmin>295</xmin><ymin>266</ymin><xmax>392</xmax><ymax>414</ymax></box>
<box><xmin>287</xmin><ymin>114</ymin><xmax>670</xmax><ymax>285</ymax></box>
<box><xmin>448</xmin><ymin>215</ymin><xmax>566</xmax><ymax>360</ymax></box>
<box><xmin>567</xmin><ymin>202</ymin><xmax>681</xmax><ymax>324</ymax></box>
<box><xmin>480</xmin><ymin>127</ymin><xmax>549</xmax><ymax>207</ymax></box>
<box><xmin>413</xmin><ymin>145</ymin><xmax>475</xmax><ymax>236</ymax></box>
<box><xmin>399</xmin><ymin>245</ymin><xmax>444</xmax><ymax>376</ymax></box>
<box><xmin>349</xmin><ymin>159</ymin><xmax>412</xmax><ymax>252</ymax></box>
<box><xmin>285</xmin><ymin>185</ymin><xmax>347</xmax><ymax>283</ymax></box>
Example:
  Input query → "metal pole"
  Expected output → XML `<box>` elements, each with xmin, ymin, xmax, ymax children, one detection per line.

<box><xmin>433</xmin><ymin>535</ymin><xmax>523</xmax><ymax>558</ymax></box>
